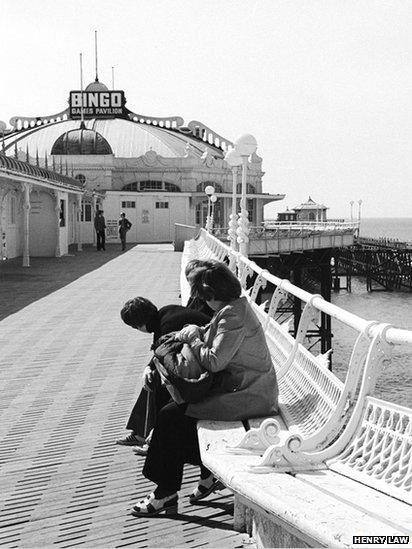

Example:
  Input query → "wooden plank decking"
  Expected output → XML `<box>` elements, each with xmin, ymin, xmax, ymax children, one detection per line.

<box><xmin>0</xmin><ymin>245</ymin><xmax>253</xmax><ymax>549</ymax></box>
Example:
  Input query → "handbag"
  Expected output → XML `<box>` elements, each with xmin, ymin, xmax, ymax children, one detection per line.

<box><xmin>153</xmin><ymin>334</ymin><xmax>214</xmax><ymax>404</ymax></box>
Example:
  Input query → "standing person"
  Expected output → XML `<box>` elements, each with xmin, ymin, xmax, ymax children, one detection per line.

<box><xmin>118</xmin><ymin>212</ymin><xmax>132</xmax><ymax>251</ymax></box>
<box><xmin>94</xmin><ymin>210</ymin><xmax>106</xmax><ymax>251</ymax></box>
<box><xmin>131</xmin><ymin>262</ymin><xmax>279</xmax><ymax>517</ymax></box>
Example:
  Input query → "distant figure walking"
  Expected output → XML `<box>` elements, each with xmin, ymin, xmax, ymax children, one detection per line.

<box><xmin>119</xmin><ymin>212</ymin><xmax>132</xmax><ymax>251</ymax></box>
<box><xmin>94</xmin><ymin>210</ymin><xmax>106</xmax><ymax>251</ymax></box>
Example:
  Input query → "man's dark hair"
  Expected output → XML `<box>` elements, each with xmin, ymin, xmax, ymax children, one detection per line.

<box><xmin>120</xmin><ymin>297</ymin><xmax>158</xmax><ymax>330</ymax></box>
<box><xmin>190</xmin><ymin>262</ymin><xmax>241</xmax><ymax>302</ymax></box>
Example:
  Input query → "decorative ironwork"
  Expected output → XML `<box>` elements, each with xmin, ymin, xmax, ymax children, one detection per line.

<box><xmin>184</xmin><ymin>229</ymin><xmax>412</xmax><ymax>503</ymax></box>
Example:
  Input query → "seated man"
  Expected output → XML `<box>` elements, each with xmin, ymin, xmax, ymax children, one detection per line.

<box><xmin>116</xmin><ymin>297</ymin><xmax>211</xmax><ymax>447</ymax></box>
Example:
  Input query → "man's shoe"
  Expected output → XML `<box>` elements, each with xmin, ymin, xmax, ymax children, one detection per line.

<box><xmin>116</xmin><ymin>433</ymin><xmax>145</xmax><ymax>446</ymax></box>
<box><xmin>133</xmin><ymin>444</ymin><xmax>149</xmax><ymax>456</ymax></box>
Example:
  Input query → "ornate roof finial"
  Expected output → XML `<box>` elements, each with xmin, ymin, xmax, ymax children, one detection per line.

<box><xmin>59</xmin><ymin>155</ymin><xmax>63</xmax><ymax>174</ymax></box>
<box><xmin>52</xmin><ymin>155</ymin><xmax>56</xmax><ymax>171</ymax></box>
<box><xmin>36</xmin><ymin>148</ymin><xmax>40</xmax><ymax>167</ymax></box>
<box><xmin>94</xmin><ymin>30</ymin><xmax>99</xmax><ymax>82</ymax></box>
<box><xmin>79</xmin><ymin>53</ymin><xmax>85</xmax><ymax>128</ymax></box>
<box><xmin>26</xmin><ymin>144</ymin><xmax>30</xmax><ymax>163</ymax></box>
<box><xmin>44</xmin><ymin>153</ymin><xmax>48</xmax><ymax>170</ymax></box>
<box><xmin>65</xmin><ymin>160</ymin><xmax>69</xmax><ymax>176</ymax></box>
<box><xmin>14</xmin><ymin>141</ymin><xmax>18</xmax><ymax>159</ymax></box>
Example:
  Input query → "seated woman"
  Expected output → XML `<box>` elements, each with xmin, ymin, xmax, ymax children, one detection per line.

<box><xmin>131</xmin><ymin>262</ymin><xmax>279</xmax><ymax>517</ymax></box>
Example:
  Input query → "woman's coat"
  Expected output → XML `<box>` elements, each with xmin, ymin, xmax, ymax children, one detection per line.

<box><xmin>186</xmin><ymin>296</ymin><xmax>279</xmax><ymax>421</ymax></box>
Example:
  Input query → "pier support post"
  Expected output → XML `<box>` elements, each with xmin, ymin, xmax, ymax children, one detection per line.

<box><xmin>320</xmin><ymin>255</ymin><xmax>332</xmax><ymax>362</ymax></box>
<box><xmin>292</xmin><ymin>265</ymin><xmax>302</xmax><ymax>336</ymax></box>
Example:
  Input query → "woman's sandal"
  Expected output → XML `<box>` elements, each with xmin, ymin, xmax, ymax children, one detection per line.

<box><xmin>189</xmin><ymin>475</ymin><xmax>224</xmax><ymax>503</ymax></box>
<box><xmin>131</xmin><ymin>492</ymin><xmax>178</xmax><ymax>517</ymax></box>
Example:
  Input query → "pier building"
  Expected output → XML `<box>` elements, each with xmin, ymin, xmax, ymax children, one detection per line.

<box><xmin>0</xmin><ymin>154</ymin><xmax>103</xmax><ymax>263</ymax></box>
<box><xmin>274</xmin><ymin>196</ymin><xmax>328</xmax><ymax>223</ymax></box>
<box><xmin>292</xmin><ymin>196</ymin><xmax>328</xmax><ymax>222</ymax></box>
<box><xmin>1</xmin><ymin>78</ymin><xmax>284</xmax><ymax>249</ymax></box>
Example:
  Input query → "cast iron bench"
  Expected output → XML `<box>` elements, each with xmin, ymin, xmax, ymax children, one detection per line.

<box><xmin>181</xmin><ymin>230</ymin><xmax>412</xmax><ymax>547</ymax></box>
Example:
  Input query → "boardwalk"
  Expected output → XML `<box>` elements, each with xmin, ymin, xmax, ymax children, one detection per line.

<box><xmin>0</xmin><ymin>245</ymin><xmax>252</xmax><ymax>549</ymax></box>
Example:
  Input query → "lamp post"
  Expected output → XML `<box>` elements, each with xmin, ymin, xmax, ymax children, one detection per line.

<box><xmin>210</xmin><ymin>194</ymin><xmax>217</xmax><ymax>231</ymax></box>
<box><xmin>204</xmin><ymin>185</ymin><xmax>215</xmax><ymax>232</ymax></box>
<box><xmin>234</xmin><ymin>134</ymin><xmax>257</xmax><ymax>256</ymax></box>
<box><xmin>224</xmin><ymin>149</ymin><xmax>242</xmax><ymax>250</ymax></box>
<box><xmin>357</xmin><ymin>199</ymin><xmax>363</xmax><ymax>236</ymax></box>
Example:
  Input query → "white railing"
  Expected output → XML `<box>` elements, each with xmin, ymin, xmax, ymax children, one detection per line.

<box><xmin>211</xmin><ymin>223</ymin><xmax>358</xmax><ymax>255</ymax></box>
<box><xmin>185</xmin><ymin>229</ymin><xmax>412</xmax><ymax>504</ymax></box>
<box><xmin>264</xmin><ymin>220</ymin><xmax>360</xmax><ymax>231</ymax></box>
<box><xmin>212</xmin><ymin>223</ymin><xmax>358</xmax><ymax>238</ymax></box>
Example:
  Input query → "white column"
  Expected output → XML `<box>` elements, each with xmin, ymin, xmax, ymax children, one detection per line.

<box><xmin>234</xmin><ymin>134</ymin><xmax>257</xmax><ymax>257</ymax></box>
<box><xmin>22</xmin><ymin>183</ymin><xmax>31</xmax><ymax>267</ymax></box>
<box><xmin>54</xmin><ymin>191</ymin><xmax>62</xmax><ymax>257</ymax></box>
<box><xmin>228</xmin><ymin>167</ymin><xmax>238</xmax><ymax>250</ymax></box>
<box><xmin>76</xmin><ymin>194</ymin><xmax>83</xmax><ymax>251</ymax></box>
<box><xmin>237</xmin><ymin>155</ymin><xmax>250</xmax><ymax>256</ymax></box>
<box><xmin>92</xmin><ymin>195</ymin><xmax>97</xmax><ymax>245</ymax></box>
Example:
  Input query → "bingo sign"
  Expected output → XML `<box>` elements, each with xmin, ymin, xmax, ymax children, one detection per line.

<box><xmin>69</xmin><ymin>90</ymin><xmax>127</xmax><ymax>119</ymax></box>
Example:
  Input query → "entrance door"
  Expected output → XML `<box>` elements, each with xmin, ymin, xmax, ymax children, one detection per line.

<box><xmin>29</xmin><ymin>191</ymin><xmax>55</xmax><ymax>256</ymax></box>
<box><xmin>80</xmin><ymin>202</ymin><xmax>94</xmax><ymax>244</ymax></box>
<box><xmin>153</xmin><ymin>200</ymin><xmax>171</xmax><ymax>241</ymax></box>
<box><xmin>1</xmin><ymin>191</ymin><xmax>19</xmax><ymax>259</ymax></box>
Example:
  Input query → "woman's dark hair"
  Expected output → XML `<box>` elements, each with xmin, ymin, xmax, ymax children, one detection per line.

<box><xmin>184</xmin><ymin>259</ymin><xmax>215</xmax><ymax>279</ymax></box>
<box><xmin>120</xmin><ymin>297</ymin><xmax>158</xmax><ymax>330</ymax></box>
<box><xmin>190</xmin><ymin>262</ymin><xmax>241</xmax><ymax>302</ymax></box>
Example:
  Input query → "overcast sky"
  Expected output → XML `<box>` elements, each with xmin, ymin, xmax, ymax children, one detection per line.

<box><xmin>1</xmin><ymin>0</ymin><xmax>411</xmax><ymax>219</ymax></box>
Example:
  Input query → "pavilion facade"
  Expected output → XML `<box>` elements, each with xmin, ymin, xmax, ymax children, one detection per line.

<box><xmin>1</xmin><ymin>79</ymin><xmax>284</xmax><ymax>246</ymax></box>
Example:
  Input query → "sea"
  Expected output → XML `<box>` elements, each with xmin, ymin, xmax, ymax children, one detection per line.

<box><xmin>331</xmin><ymin>217</ymin><xmax>412</xmax><ymax>407</ymax></box>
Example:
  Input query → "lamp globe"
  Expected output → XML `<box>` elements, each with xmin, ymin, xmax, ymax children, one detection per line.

<box><xmin>234</xmin><ymin>134</ymin><xmax>257</xmax><ymax>156</ymax></box>
<box><xmin>210</xmin><ymin>195</ymin><xmax>218</xmax><ymax>203</ymax></box>
<box><xmin>224</xmin><ymin>149</ymin><xmax>242</xmax><ymax>167</ymax></box>
<box><xmin>205</xmin><ymin>185</ymin><xmax>215</xmax><ymax>196</ymax></box>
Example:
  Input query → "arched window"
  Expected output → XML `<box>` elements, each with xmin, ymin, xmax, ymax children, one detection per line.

<box><xmin>122</xmin><ymin>181</ymin><xmax>181</xmax><ymax>192</ymax></box>
<box><xmin>196</xmin><ymin>181</ymin><xmax>224</xmax><ymax>193</ymax></box>
<box><xmin>75</xmin><ymin>174</ymin><xmax>86</xmax><ymax>186</ymax></box>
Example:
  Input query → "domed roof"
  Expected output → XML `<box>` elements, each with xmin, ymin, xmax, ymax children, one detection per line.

<box><xmin>85</xmin><ymin>79</ymin><xmax>109</xmax><ymax>92</ymax></box>
<box><xmin>51</xmin><ymin>127</ymin><xmax>113</xmax><ymax>155</ymax></box>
